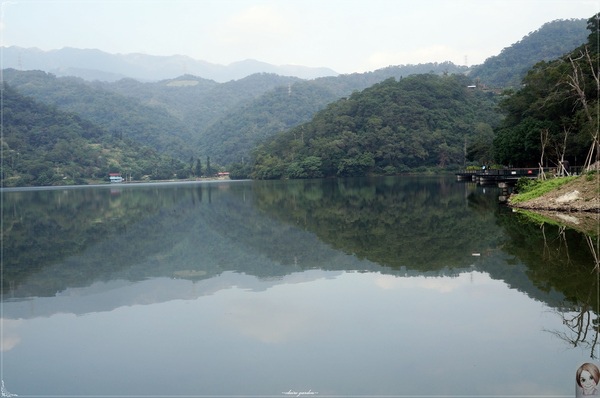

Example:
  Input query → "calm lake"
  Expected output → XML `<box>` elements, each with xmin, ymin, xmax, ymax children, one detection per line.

<box><xmin>2</xmin><ymin>176</ymin><xmax>598</xmax><ymax>396</ymax></box>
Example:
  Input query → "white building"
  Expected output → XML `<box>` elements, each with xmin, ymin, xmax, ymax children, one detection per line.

<box><xmin>109</xmin><ymin>173</ymin><xmax>124</xmax><ymax>183</ymax></box>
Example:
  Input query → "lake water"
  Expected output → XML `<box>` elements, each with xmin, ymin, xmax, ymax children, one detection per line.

<box><xmin>2</xmin><ymin>176</ymin><xmax>598</xmax><ymax>396</ymax></box>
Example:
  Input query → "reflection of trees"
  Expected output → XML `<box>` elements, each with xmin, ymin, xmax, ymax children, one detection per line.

<box><xmin>5</xmin><ymin>178</ymin><xmax>504</xmax><ymax>298</ymax></box>
<box><xmin>7</xmin><ymin>176</ymin><xmax>599</xmax><ymax>324</ymax></box>
<box><xmin>546</xmin><ymin>233</ymin><xmax>600</xmax><ymax>359</ymax></box>
<box><xmin>2</xmin><ymin>184</ymin><xmax>216</xmax><ymax>295</ymax></box>
<box><xmin>497</xmin><ymin>212</ymin><xmax>596</xmax><ymax>298</ymax></box>
<box><xmin>587</xmin><ymin>234</ymin><xmax>600</xmax><ymax>272</ymax></box>
<box><xmin>501</xmin><ymin>212</ymin><xmax>600</xmax><ymax>358</ymax></box>
<box><xmin>541</xmin><ymin>224</ymin><xmax>600</xmax><ymax>359</ymax></box>
<box><xmin>557</xmin><ymin>234</ymin><xmax>600</xmax><ymax>358</ymax></box>
<box><xmin>550</xmin><ymin>233</ymin><xmax>600</xmax><ymax>359</ymax></box>
<box><xmin>540</xmin><ymin>225</ymin><xmax>573</xmax><ymax>265</ymax></box>
<box><xmin>546</xmin><ymin>286</ymin><xmax>599</xmax><ymax>359</ymax></box>
<box><xmin>253</xmin><ymin>177</ymin><xmax>506</xmax><ymax>271</ymax></box>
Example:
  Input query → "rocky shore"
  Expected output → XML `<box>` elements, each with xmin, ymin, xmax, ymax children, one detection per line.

<box><xmin>508</xmin><ymin>175</ymin><xmax>600</xmax><ymax>234</ymax></box>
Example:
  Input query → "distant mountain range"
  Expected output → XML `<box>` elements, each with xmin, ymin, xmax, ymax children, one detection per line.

<box><xmin>1</xmin><ymin>17</ymin><xmax>588</xmax><ymax>85</ymax></box>
<box><xmin>1</xmin><ymin>17</ymin><xmax>593</xmax><ymax>187</ymax></box>
<box><xmin>0</xmin><ymin>46</ymin><xmax>339</xmax><ymax>82</ymax></box>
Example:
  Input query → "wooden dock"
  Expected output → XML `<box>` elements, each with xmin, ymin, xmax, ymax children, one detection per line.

<box><xmin>455</xmin><ymin>168</ymin><xmax>551</xmax><ymax>185</ymax></box>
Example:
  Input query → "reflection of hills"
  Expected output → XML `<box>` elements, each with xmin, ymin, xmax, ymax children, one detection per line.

<box><xmin>6</xmin><ymin>180</ymin><xmax>473</xmax><ymax>300</ymax></box>
<box><xmin>2</xmin><ymin>270</ymin><xmax>339</xmax><ymax>319</ymax></box>
<box><xmin>251</xmin><ymin>177</ymin><xmax>505</xmax><ymax>270</ymax></box>
<box><xmin>493</xmin><ymin>210</ymin><xmax>598</xmax><ymax>309</ymax></box>
<box><xmin>3</xmin><ymin>183</ymin><xmax>222</xmax><ymax>296</ymax></box>
<box><xmin>4</xmin><ymin>178</ymin><xmax>596</xmax><ymax>316</ymax></box>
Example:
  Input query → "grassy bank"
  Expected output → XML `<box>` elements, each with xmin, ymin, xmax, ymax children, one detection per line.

<box><xmin>509</xmin><ymin>176</ymin><xmax>578</xmax><ymax>204</ymax></box>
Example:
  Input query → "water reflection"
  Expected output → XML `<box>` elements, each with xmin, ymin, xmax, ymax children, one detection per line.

<box><xmin>2</xmin><ymin>177</ymin><xmax>599</xmax><ymax>395</ymax></box>
<box><xmin>2</xmin><ymin>178</ymin><xmax>502</xmax><ymax>292</ymax></box>
<box><xmin>3</xmin><ymin>177</ymin><xmax>598</xmax><ymax>319</ymax></box>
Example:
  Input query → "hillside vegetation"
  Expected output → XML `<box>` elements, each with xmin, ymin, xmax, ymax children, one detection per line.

<box><xmin>470</xmin><ymin>18</ymin><xmax>588</xmax><ymax>88</ymax></box>
<box><xmin>0</xmin><ymin>84</ymin><xmax>191</xmax><ymax>186</ymax></box>
<box><xmin>2</xmin><ymin>62</ymin><xmax>470</xmax><ymax>168</ymax></box>
<box><xmin>2</xmin><ymin>69</ymin><xmax>196</xmax><ymax>160</ymax></box>
<box><xmin>489</xmin><ymin>14</ymin><xmax>599</xmax><ymax>172</ymax></box>
<box><xmin>0</xmin><ymin>17</ymin><xmax>593</xmax><ymax>186</ymax></box>
<box><xmin>248</xmin><ymin>74</ymin><xmax>501</xmax><ymax>179</ymax></box>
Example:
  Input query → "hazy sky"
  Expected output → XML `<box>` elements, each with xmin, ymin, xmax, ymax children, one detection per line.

<box><xmin>1</xmin><ymin>0</ymin><xmax>598</xmax><ymax>74</ymax></box>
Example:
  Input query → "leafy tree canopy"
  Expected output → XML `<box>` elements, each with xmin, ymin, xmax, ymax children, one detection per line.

<box><xmin>249</xmin><ymin>74</ymin><xmax>501</xmax><ymax>179</ymax></box>
<box><xmin>470</xmin><ymin>18</ymin><xmax>588</xmax><ymax>88</ymax></box>
<box><xmin>1</xmin><ymin>83</ymin><xmax>190</xmax><ymax>187</ymax></box>
<box><xmin>492</xmin><ymin>13</ymin><xmax>600</xmax><ymax>169</ymax></box>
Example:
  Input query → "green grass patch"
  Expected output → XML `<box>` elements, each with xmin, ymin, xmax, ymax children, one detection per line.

<box><xmin>513</xmin><ymin>208</ymin><xmax>561</xmax><ymax>226</ymax></box>
<box><xmin>509</xmin><ymin>176</ymin><xmax>578</xmax><ymax>204</ymax></box>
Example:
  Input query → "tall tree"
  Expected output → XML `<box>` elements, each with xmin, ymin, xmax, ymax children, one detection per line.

<box><xmin>195</xmin><ymin>158</ymin><xmax>202</xmax><ymax>177</ymax></box>
<box><xmin>206</xmin><ymin>156</ymin><xmax>212</xmax><ymax>176</ymax></box>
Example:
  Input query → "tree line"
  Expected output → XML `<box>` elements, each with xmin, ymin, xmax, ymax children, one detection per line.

<box><xmin>241</xmin><ymin>15</ymin><xmax>597</xmax><ymax>180</ymax></box>
<box><xmin>487</xmin><ymin>13</ymin><xmax>600</xmax><ymax>172</ymax></box>
<box><xmin>1</xmin><ymin>16</ymin><xmax>593</xmax><ymax>185</ymax></box>
<box><xmin>0</xmin><ymin>83</ymin><xmax>220</xmax><ymax>187</ymax></box>
<box><xmin>243</xmin><ymin>74</ymin><xmax>501</xmax><ymax>179</ymax></box>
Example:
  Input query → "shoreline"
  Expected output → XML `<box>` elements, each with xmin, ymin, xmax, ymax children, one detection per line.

<box><xmin>507</xmin><ymin>174</ymin><xmax>600</xmax><ymax>235</ymax></box>
<box><xmin>0</xmin><ymin>177</ymin><xmax>248</xmax><ymax>192</ymax></box>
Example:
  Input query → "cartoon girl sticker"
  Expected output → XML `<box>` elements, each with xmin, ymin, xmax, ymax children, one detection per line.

<box><xmin>577</xmin><ymin>363</ymin><xmax>600</xmax><ymax>396</ymax></box>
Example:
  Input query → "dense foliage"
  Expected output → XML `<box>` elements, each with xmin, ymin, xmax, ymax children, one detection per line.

<box><xmin>1</xmin><ymin>17</ymin><xmax>591</xmax><ymax>185</ymax></box>
<box><xmin>199</xmin><ymin>62</ymin><xmax>471</xmax><ymax>165</ymax></box>
<box><xmin>2</xmin><ymin>69</ymin><xmax>196</xmax><ymax>160</ymax></box>
<box><xmin>0</xmin><ymin>84</ymin><xmax>190</xmax><ymax>186</ymax></box>
<box><xmin>2</xmin><ymin>64</ymin><xmax>468</xmax><ymax>168</ymax></box>
<box><xmin>470</xmin><ymin>18</ymin><xmax>588</xmax><ymax>88</ymax></box>
<box><xmin>94</xmin><ymin>73</ymin><xmax>302</xmax><ymax>140</ymax></box>
<box><xmin>249</xmin><ymin>74</ymin><xmax>501</xmax><ymax>179</ymax></box>
<box><xmin>491</xmin><ymin>14</ymin><xmax>600</xmax><ymax>169</ymax></box>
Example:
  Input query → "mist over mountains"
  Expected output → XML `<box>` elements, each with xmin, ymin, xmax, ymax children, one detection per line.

<box><xmin>0</xmin><ymin>17</ymin><xmax>592</xmax><ymax>186</ymax></box>
<box><xmin>0</xmin><ymin>46</ymin><xmax>339</xmax><ymax>82</ymax></box>
<box><xmin>1</xmin><ymin>18</ymin><xmax>588</xmax><ymax>85</ymax></box>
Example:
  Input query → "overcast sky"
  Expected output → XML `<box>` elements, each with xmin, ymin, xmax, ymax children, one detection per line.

<box><xmin>1</xmin><ymin>0</ymin><xmax>598</xmax><ymax>74</ymax></box>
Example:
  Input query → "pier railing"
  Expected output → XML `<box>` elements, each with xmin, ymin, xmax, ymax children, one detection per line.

<box><xmin>456</xmin><ymin>166</ymin><xmax>583</xmax><ymax>184</ymax></box>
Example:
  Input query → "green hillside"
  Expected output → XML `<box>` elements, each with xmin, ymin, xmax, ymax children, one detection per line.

<box><xmin>470</xmin><ymin>18</ymin><xmax>588</xmax><ymax>88</ymax></box>
<box><xmin>202</xmin><ymin>62</ymin><xmax>471</xmax><ymax>165</ymax></box>
<box><xmin>2</xmin><ymin>69</ymin><xmax>196</xmax><ymax>160</ymax></box>
<box><xmin>94</xmin><ymin>72</ymin><xmax>302</xmax><ymax>134</ymax></box>
<box><xmin>0</xmin><ymin>84</ymin><xmax>189</xmax><ymax>187</ymax></box>
<box><xmin>490</xmin><ymin>14</ymin><xmax>599</xmax><ymax>169</ymax></box>
<box><xmin>210</xmin><ymin>19</ymin><xmax>588</xmax><ymax>166</ymax></box>
<box><xmin>248</xmin><ymin>74</ymin><xmax>501</xmax><ymax>179</ymax></box>
<box><xmin>1</xmin><ymin>16</ymin><xmax>593</xmax><ymax>185</ymax></box>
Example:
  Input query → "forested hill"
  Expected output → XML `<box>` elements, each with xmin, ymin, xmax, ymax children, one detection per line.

<box><xmin>206</xmin><ymin>19</ymin><xmax>587</xmax><ymax>165</ymax></box>
<box><xmin>2</xmin><ymin>69</ymin><xmax>196</xmax><ymax>160</ymax></box>
<box><xmin>2</xmin><ymin>62</ymin><xmax>468</xmax><ymax>168</ymax></box>
<box><xmin>0</xmin><ymin>84</ymin><xmax>190</xmax><ymax>187</ymax></box>
<box><xmin>488</xmin><ymin>14</ymin><xmax>600</xmax><ymax>170</ymax></box>
<box><xmin>1</xmin><ymin>16</ymin><xmax>590</xmax><ymax>186</ymax></box>
<box><xmin>198</xmin><ymin>62</ymin><xmax>468</xmax><ymax>165</ymax></box>
<box><xmin>247</xmin><ymin>74</ymin><xmax>501</xmax><ymax>179</ymax></box>
<box><xmin>92</xmin><ymin>72</ymin><xmax>303</xmax><ymax>134</ymax></box>
<box><xmin>470</xmin><ymin>18</ymin><xmax>588</xmax><ymax>88</ymax></box>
